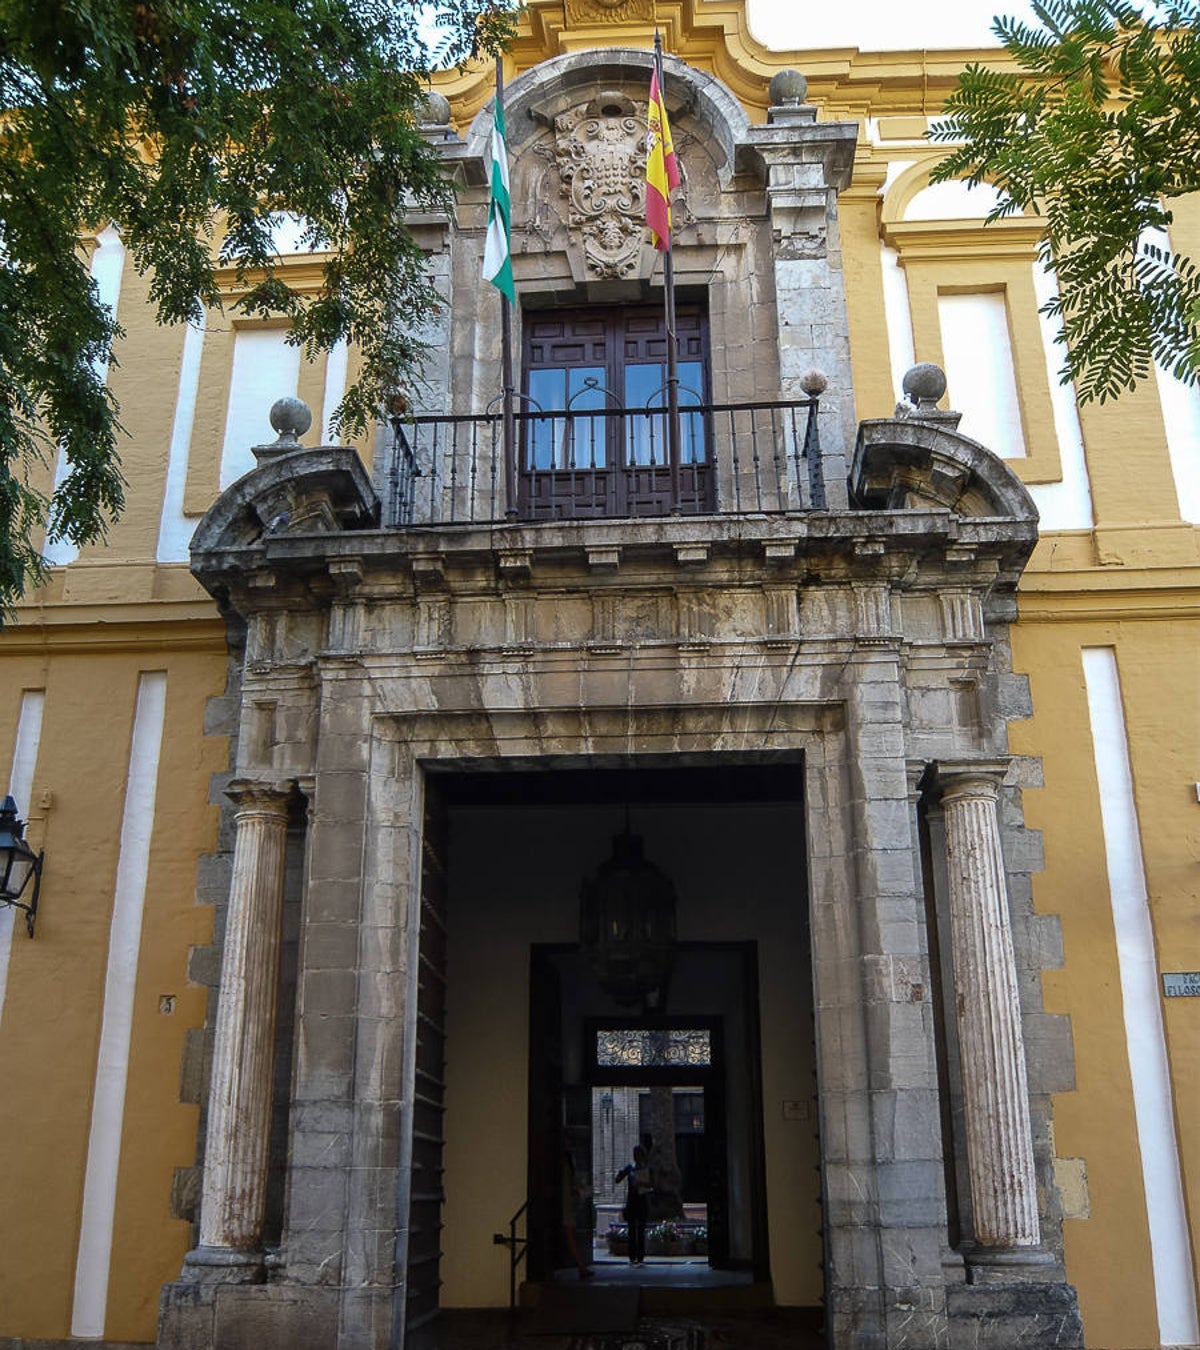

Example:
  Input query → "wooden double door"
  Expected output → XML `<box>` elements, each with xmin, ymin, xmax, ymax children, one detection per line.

<box><xmin>519</xmin><ymin>305</ymin><xmax>714</xmax><ymax>520</ymax></box>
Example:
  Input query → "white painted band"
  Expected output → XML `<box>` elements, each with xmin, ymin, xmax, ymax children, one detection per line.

<box><xmin>1082</xmin><ymin>646</ymin><xmax>1198</xmax><ymax>1348</ymax></box>
<box><xmin>71</xmin><ymin>673</ymin><xmax>168</xmax><ymax>1338</ymax></box>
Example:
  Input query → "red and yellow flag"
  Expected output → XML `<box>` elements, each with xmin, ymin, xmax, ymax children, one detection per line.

<box><xmin>645</xmin><ymin>68</ymin><xmax>680</xmax><ymax>251</ymax></box>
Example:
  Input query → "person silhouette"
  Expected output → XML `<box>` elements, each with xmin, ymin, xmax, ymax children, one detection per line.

<box><xmin>615</xmin><ymin>1144</ymin><xmax>652</xmax><ymax>1265</ymax></box>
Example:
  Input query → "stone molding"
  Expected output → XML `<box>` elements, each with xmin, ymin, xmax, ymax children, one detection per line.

<box><xmin>455</xmin><ymin>49</ymin><xmax>856</xmax><ymax>202</ymax></box>
<box><xmin>191</xmin><ymin>446</ymin><xmax>379</xmax><ymax>557</ymax></box>
<box><xmin>852</xmin><ymin>416</ymin><xmax>1041</xmax><ymax>523</ymax></box>
<box><xmin>565</xmin><ymin>0</ymin><xmax>655</xmax><ymax>24</ymax></box>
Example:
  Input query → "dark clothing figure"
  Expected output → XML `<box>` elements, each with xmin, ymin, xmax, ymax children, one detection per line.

<box><xmin>616</xmin><ymin>1145</ymin><xmax>652</xmax><ymax>1265</ymax></box>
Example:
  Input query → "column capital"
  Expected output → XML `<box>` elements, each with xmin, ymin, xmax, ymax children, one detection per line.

<box><xmin>906</xmin><ymin>758</ymin><xmax>931</xmax><ymax>801</ymax></box>
<box><xmin>935</xmin><ymin>758</ymin><xmax>1012</xmax><ymax>803</ymax></box>
<box><xmin>225</xmin><ymin>777</ymin><xmax>295</xmax><ymax>817</ymax></box>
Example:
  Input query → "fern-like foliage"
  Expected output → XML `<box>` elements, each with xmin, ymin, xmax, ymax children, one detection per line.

<box><xmin>931</xmin><ymin>0</ymin><xmax>1200</xmax><ymax>401</ymax></box>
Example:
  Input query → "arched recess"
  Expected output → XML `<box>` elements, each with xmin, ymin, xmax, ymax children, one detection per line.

<box><xmin>463</xmin><ymin>47</ymin><xmax>755</xmax><ymax>186</ymax></box>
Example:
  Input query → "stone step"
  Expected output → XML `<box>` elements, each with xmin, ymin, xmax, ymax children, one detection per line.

<box><xmin>439</xmin><ymin>1308</ymin><xmax>824</xmax><ymax>1350</ymax></box>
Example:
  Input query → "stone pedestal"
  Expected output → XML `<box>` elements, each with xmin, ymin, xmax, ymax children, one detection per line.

<box><xmin>183</xmin><ymin>779</ymin><xmax>293</xmax><ymax>1282</ymax></box>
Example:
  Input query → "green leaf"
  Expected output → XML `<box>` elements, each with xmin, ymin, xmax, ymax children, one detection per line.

<box><xmin>0</xmin><ymin>0</ymin><xmax>518</xmax><ymax>618</ymax></box>
<box><xmin>932</xmin><ymin>0</ymin><xmax>1200</xmax><ymax>401</ymax></box>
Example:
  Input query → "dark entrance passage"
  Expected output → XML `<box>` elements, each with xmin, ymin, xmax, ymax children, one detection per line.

<box><xmin>427</xmin><ymin>758</ymin><xmax>822</xmax><ymax>1338</ymax></box>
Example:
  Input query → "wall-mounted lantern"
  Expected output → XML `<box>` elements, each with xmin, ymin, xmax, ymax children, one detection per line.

<box><xmin>0</xmin><ymin>796</ymin><xmax>42</xmax><ymax>937</ymax></box>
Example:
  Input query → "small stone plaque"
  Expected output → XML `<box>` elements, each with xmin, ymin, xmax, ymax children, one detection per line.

<box><xmin>1162</xmin><ymin>972</ymin><xmax>1200</xmax><ymax>998</ymax></box>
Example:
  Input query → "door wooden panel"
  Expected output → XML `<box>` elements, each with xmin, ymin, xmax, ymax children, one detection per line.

<box><xmin>519</xmin><ymin>305</ymin><xmax>712</xmax><ymax>520</ymax></box>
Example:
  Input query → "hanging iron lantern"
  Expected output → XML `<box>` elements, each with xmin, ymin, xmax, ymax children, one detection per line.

<box><xmin>0</xmin><ymin>795</ymin><xmax>42</xmax><ymax>938</ymax></box>
<box><xmin>579</xmin><ymin>831</ymin><xmax>677</xmax><ymax>1005</ymax></box>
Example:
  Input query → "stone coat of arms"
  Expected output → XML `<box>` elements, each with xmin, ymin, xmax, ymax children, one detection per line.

<box><xmin>555</xmin><ymin>93</ymin><xmax>650</xmax><ymax>279</ymax></box>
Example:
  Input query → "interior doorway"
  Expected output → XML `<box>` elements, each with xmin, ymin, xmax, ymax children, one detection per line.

<box><xmin>531</xmin><ymin>958</ymin><xmax>763</xmax><ymax>1283</ymax></box>
<box><xmin>585</xmin><ymin>1053</ymin><xmax>718</xmax><ymax>1274</ymax></box>
<box><xmin>432</xmin><ymin>759</ymin><xmax>822</xmax><ymax>1321</ymax></box>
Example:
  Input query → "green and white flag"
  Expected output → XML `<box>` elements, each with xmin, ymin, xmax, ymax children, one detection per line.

<box><xmin>482</xmin><ymin>92</ymin><xmax>514</xmax><ymax>302</ymax></box>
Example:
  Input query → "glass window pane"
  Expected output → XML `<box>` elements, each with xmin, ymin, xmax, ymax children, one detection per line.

<box><xmin>567</xmin><ymin>369</ymin><xmax>608</xmax><ymax>470</ymax></box>
<box><xmin>527</xmin><ymin>369</ymin><xmax>564</xmax><ymax>469</ymax></box>
<box><xmin>679</xmin><ymin>361</ymin><xmax>706</xmax><ymax>464</ymax></box>
<box><xmin>625</xmin><ymin>364</ymin><xmax>666</xmax><ymax>466</ymax></box>
<box><xmin>624</xmin><ymin>362</ymin><xmax>707</xmax><ymax>465</ymax></box>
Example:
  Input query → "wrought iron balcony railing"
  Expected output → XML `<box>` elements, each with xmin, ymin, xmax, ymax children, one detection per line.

<box><xmin>387</xmin><ymin>397</ymin><xmax>824</xmax><ymax>528</ymax></box>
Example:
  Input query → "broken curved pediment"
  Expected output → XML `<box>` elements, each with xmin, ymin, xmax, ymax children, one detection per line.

<box><xmin>191</xmin><ymin>446</ymin><xmax>379</xmax><ymax>557</ymax></box>
<box><xmin>850</xmin><ymin>418</ymin><xmax>1039</xmax><ymax>524</ymax></box>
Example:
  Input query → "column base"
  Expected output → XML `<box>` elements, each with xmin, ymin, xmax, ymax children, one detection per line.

<box><xmin>180</xmin><ymin>1244</ymin><xmax>267</xmax><ymax>1284</ymax></box>
<box><xmin>962</xmin><ymin>1244</ymin><xmax>1064</xmax><ymax>1285</ymax></box>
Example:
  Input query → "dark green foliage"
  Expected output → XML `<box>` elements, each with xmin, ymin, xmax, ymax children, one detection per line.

<box><xmin>0</xmin><ymin>0</ymin><xmax>514</xmax><ymax>614</ymax></box>
<box><xmin>931</xmin><ymin>0</ymin><xmax>1200</xmax><ymax>403</ymax></box>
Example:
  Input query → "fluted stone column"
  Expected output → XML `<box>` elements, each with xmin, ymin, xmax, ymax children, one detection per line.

<box><xmin>185</xmin><ymin>778</ymin><xmax>293</xmax><ymax>1281</ymax></box>
<box><xmin>939</xmin><ymin>763</ymin><xmax>1041</xmax><ymax>1254</ymax></box>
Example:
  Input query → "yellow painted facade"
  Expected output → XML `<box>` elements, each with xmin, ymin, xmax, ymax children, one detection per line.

<box><xmin>0</xmin><ymin>3</ymin><xmax>1196</xmax><ymax>1346</ymax></box>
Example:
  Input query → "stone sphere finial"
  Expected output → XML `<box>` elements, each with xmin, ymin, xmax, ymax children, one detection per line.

<box><xmin>770</xmin><ymin>70</ymin><xmax>808</xmax><ymax>107</ymax></box>
<box><xmin>895</xmin><ymin>362</ymin><xmax>960</xmax><ymax>429</ymax></box>
<box><xmin>269</xmin><ymin>396</ymin><xmax>313</xmax><ymax>446</ymax></box>
<box><xmin>800</xmin><ymin>368</ymin><xmax>828</xmax><ymax>397</ymax></box>
<box><xmin>418</xmin><ymin>91</ymin><xmax>452</xmax><ymax>127</ymax></box>
<box><xmin>902</xmin><ymin>362</ymin><xmax>947</xmax><ymax>408</ymax></box>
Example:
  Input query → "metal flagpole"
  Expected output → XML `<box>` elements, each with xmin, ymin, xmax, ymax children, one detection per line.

<box><xmin>654</xmin><ymin>31</ymin><xmax>682</xmax><ymax>513</ymax></box>
<box><xmin>497</xmin><ymin>58</ymin><xmax>517</xmax><ymax>519</ymax></box>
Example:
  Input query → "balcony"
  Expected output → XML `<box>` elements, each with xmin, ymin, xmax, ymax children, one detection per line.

<box><xmin>387</xmin><ymin>397</ymin><xmax>824</xmax><ymax>528</ymax></box>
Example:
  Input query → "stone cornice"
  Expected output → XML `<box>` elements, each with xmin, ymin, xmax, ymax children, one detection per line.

<box><xmin>881</xmin><ymin>217</ymin><xmax>1046</xmax><ymax>265</ymax></box>
<box><xmin>190</xmin><ymin>508</ymin><xmax>1035</xmax><ymax>624</ymax></box>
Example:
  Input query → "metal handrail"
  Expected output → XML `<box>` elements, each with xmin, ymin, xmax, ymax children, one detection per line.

<box><xmin>398</xmin><ymin>395</ymin><xmax>817</xmax><ymax>426</ymax></box>
<box><xmin>492</xmin><ymin>1199</ymin><xmax>529</xmax><ymax>1310</ymax></box>
<box><xmin>388</xmin><ymin>396</ymin><xmax>823</xmax><ymax>526</ymax></box>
